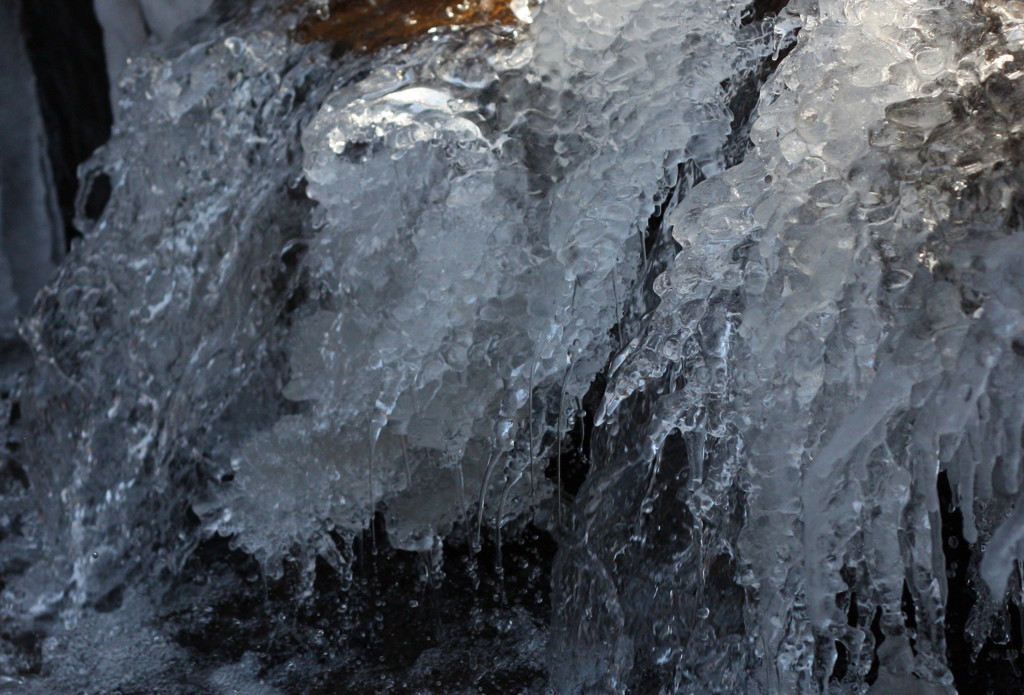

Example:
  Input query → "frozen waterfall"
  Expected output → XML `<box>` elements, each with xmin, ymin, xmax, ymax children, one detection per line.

<box><xmin>1</xmin><ymin>0</ymin><xmax>1023</xmax><ymax>693</ymax></box>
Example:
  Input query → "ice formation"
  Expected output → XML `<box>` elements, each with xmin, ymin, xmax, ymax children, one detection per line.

<box><xmin>3</xmin><ymin>0</ymin><xmax>773</xmax><ymax>629</ymax></box>
<box><xmin>224</xmin><ymin>0</ymin><xmax>774</xmax><ymax>569</ymax></box>
<box><xmin>3</xmin><ymin>0</ymin><xmax>1024</xmax><ymax>692</ymax></box>
<box><xmin>555</xmin><ymin>0</ymin><xmax>1024</xmax><ymax>692</ymax></box>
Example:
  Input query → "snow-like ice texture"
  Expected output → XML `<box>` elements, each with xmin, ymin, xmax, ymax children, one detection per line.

<box><xmin>554</xmin><ymin>0</ymin><xmax>1024</xmax><ymax>692</ymax></box>
<box><xmin>0</xmin><ymin>0</ymin><xmax>63</xmax><ymax>332</ymax></box>
<box><xmin>214</xmin><ymin>0</ymin><xmax>775</xmax><ymax>569</ymax></box>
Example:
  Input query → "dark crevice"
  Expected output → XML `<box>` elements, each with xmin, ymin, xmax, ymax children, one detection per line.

<box><xmin>0</xmin><ymin>629</ymin><xmax>43</xmax><ymax>676</ymax></box>
<box><xmin>866</xmin><ymin>607</ymin><xmax>883</xmax><ymax>685</ymax></box>
<box><xmin>0</xmin><ymin>456</ymin><xmax>29</xmax><ymax>495</ymax></box>
<box><xmin>741</xmin><ymin>0</ymin><xmax>792</xmax><ymax>24</ymax></box>
<box><xmin>723</xmin><ymin>21</ymin><xmax>799</xmax><ymax>168</ymax></box>
<box><xmin>939</xmin><ymin>471</ymin><xmax>1024</xmax><ymax>693</ymax></box>
<box><xmin>832</xmin><ymin>639</ymin><xmax>850</xmax><ymax>683</ymax></box>
<box><xmin>901</xmin><ymin>579</ymin><xmax>918</xmax><ymax>641</ymax></box>
<box><xmin>19</xmin><ymin>0</ymin><xmax>113</xmax><ymax>247</ymax></box>
<box><xmin>169</xmin><ymin>515</ymin><xmax>555</xmax><ymax>694</ymax></box>
<box><xmin>544</xmin><ymin>372</ymin><xmax>604</xmax><ymax>501</ymax></box>
<box><xmin>80</xmin><ymin>171</ymin><xmax>112</xmax><ymax>226</ymax></box>
<box><xmin>829</xmin><ymin>575</ymin><xmax>860</xmax><ymax>684</ymax></box>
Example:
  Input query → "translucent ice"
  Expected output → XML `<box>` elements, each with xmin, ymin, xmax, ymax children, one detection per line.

<box><xmin>213</xmin><ymin>0</ymin><xmax>775</xmax><ymax>568</ymax></box>
<box><xmin>7</xmin><ymin>0</ymin><xmax>776</xmax><ymax>611</ymax></box>
<box><xmin>9</xmin><ymin>3</ymin><xmax>344</xmax><ymax>612</ymax></box>
<box><xmin>7</xmin><ymin>0</ymin><xmax>1024</xmax><ymax>692</ymax></box>
<box><xmin>558</xmin><ymin>0</ymin><xmax>1024</xmax><ymax>691</ymax></box>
